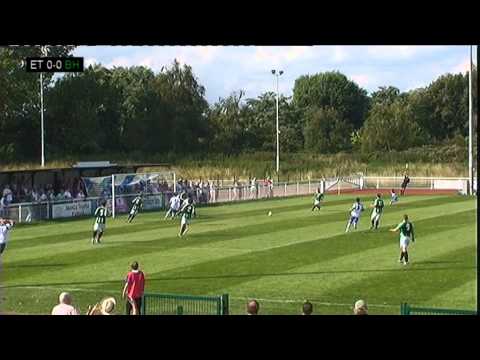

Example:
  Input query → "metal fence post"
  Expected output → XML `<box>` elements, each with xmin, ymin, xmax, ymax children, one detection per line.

<box><xmin>221</xmin><ymin>294</ymin><xmax>229</xmax><ymax>315</ymax></box>
<box><xmin>284</xmin><ymin>183</ymin><xmax>287</xmax><ymax>196</ymax></box>
<box><xmin>18</xmin><ymin>205</ymin><xmax>22</xmax><ymax>223</ymax></box>
<box><xmin>141</xmin><ymin>295</ymin><xmax>146</xmax><ymax>315</ymax></box>
<box><xmin>308</xmin><ymin>180</ymin><xmax>311</xmax><ymax>193</ymax></box>
<box><xmin>376</xmin><ymin>178</ymin><xmax>379</xmax><ymax>189</ymax></box>
<box><xmin>111</xmin><ymin>174</ymin><xmax>116</xmax><ymax>219</ymax></box>
<box><xmin>296</xmin><ymin>182</ymin><xmax>299</xmax><ymax>195</ymax></box>
<box><xmin>228</xmin><ymin>188</ymin><xmax>231</xmax><ymax>201</ymax></box>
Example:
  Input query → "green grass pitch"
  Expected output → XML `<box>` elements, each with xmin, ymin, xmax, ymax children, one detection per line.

<box><xmin>0</xmin><ymin>194</ymin><xmax>477</xmax><ymax>315</ymax></box>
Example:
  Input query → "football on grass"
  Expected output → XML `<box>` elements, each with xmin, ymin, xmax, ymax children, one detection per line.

<box><xmin>268</xmin><ymin>211</ymin><xmax>272</xmax><ymax>216</ymax></box>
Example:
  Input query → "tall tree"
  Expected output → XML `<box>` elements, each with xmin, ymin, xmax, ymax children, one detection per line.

<box><xmin>303</xmin><ymin>107</ymin><xmax>353</xmax><ymax>153</ymax></box>
<box><xmin>0</xmin><ymin>46</ymin><xmax>75</xmax><ymax>160</ymax></box>
<box><xmin>370</xmin><ymin>86</ymin><xmax>403</xmax><ymax>106</ymax></box>
<box><xmin>45</xmin><ymin>65</ymin><xmax>122</xmax><ymax>154</ymax></box>
<box><xmin>292</xmin><ymin>71</ymin><xmax>369</xmax><ymax>129</ymax></box>
<box><xmin>359</xmin><ymin>99</ymin><xmax>425</xmax><ymax>153</ymax></box>
<box><xmin>412</xmin><ymin>73</ymin><xmax>469</xmax><ymax>141</ymax></box>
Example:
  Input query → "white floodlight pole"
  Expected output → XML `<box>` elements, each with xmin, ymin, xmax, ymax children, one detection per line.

<box><xmin>468</xmin><ymin>45</ymin><xmax>473</xmax><ymax>195</ymax></box>
<box><xmin>39</xmin><ymin>46</ymin><xmax>47</xmax><ymax>168</ymax></box>
<box><xmin>271</xmin><ymin>69</ymin><xmax>283</xmax><ymax>174</ymax></box>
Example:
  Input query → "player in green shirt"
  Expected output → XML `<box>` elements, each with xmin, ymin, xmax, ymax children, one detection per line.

<box><xmin>311</xmin><ymin>188</ymin><xmax>324</xmax><ymax>212</ymax></box>
<box><xmin>390</xmin><ymin>214</ymin><xmax>415</xmax><ymax>265</ymax></box>
<box><xmin>178</xmin><ymin>198</ymin><xmax>195</xmax><ymax>237</ymax></box>
<box><xmin>369</xmin><ymin>193</ymin><xmax>385</xmax><ymax>230</ymax></box>
<box><xmin>127</xmin><ymin>192</ymin><xmax>143</xmax><ymax>223</ymax></box>
<box><xmin>92</xmin><ymin>200</ymin><xmax>108</xmax><ymax>244</ymax></box>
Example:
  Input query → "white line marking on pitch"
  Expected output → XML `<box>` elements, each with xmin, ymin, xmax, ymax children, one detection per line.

<box><xmin>2</xmin><ymin>285</ymin><xmax>396</xmax><ymax>308</ymax></box>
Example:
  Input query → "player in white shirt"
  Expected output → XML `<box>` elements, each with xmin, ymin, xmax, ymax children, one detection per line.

<box><xmin>0</xmin><ymin>218</ymin><xmax>15</xmax><ymax>255</ymax></box>
<box><xmin>345</xmin><ymin>198</ymin><xmax>365</xmax><ymax>232</ymax></box>
<box><xmin>164</xmin><ymin>193</ymin><xmax>181</xmax><ymax>220</ymax></box>
<box><xmin>249</xmin><ymin>178</ymin><xmax>257</xmax><ymax>199</ymax></box>
<box><xmin>390</xmin><ymin>189</ymin><xmax>399</xmax><ymax>205</ymax></box>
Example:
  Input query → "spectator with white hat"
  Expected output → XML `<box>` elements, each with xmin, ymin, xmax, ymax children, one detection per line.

<box><xmin>353</xmin><ymin>299</ymin><xmax>368</xmax><ymax>315</ymax></box>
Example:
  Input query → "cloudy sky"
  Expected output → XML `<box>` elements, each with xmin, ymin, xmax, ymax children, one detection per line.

<box><xmin>73</xmin><ymin>46</ymin><xmax>475</xmax><ymax>104</ymax></box>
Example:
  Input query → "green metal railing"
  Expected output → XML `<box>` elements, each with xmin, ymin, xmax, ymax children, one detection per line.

<box><xmin>400</xmin><ymin>303</ymin><xmax>477</xmax><ymax>315</ymax></box>
<box><xmin>141</xmin><ymin>293</ymin><xmax>229</xmax><ymax>315</ymax></box>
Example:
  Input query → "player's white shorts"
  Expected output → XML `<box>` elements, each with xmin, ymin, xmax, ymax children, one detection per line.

<box><xmin>371</xmin><ymin>211</ymin><xmax>381</xmax><ymax>222</ymax></box>
<box><xmin>93</xmin><ymin>223</ymin><xmax>105</xmax><ymax>233</ymax></box>
<box><xmin>314</xmin><ymin>200</ymin><xmax>320</xmax><ymax>206</ymax></box>
<box><xmin>400</xmin><ymin>235</ymin><xmax>410</xmax><ymax>250</ymax></box>
<box><xmin>130</xmin><ymin>207</ymin><xmax>138</xmax><ymax>215</ymax></box>
<box><xmin>349</xmin><ymin>215</ymin><xmax>359</xmax><ymax>225</ymax></box>
<box><xmin>181</xmin><ymin>215</ymin><xmax>190</xmax><ymax>226</ymax></box>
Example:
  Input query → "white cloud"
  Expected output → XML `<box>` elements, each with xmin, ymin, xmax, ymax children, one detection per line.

<box><xmin>452</xmin><ymin>57</ymin><xmax>470</xmax><ymax>73</ymax></box>
<box><xmin>350</xmin><ymin>74</ymin><xmax>371</xmax><ymax>88</ymax></box>
<box><xmin>73</xmin><ymin>45</ymin><xmax>467</xmax><ymax>103</ymax></box>
<box><xmin>84</xmin><ymin>57</ymin><xmax>98</xmax><ymax>67</ymax></box>
<box><xmin>365</xmin><ymin>45</ymin><xmax>447</xmax><ymax>60</ymax></box>
<box><xmin>331</xmin><ymin>46</ymin><xmax>349</xmax><ymax>63</ymax></box>
<box><xmin>106</xmin><ymin>56</ymin><xmax>133</xmax><ymax>68</ymax></box>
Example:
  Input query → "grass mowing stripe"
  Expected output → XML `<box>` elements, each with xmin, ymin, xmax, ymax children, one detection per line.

<box><xmin>424</xmin><ymin>279</ymin><xmax>477</xmax><ymax>310</ymax></box>
<box><xmin>4</xmin><ymin>200</ymin><xmax>474</xmax><ymax>285</ymax></box>
<box><xmin>223</xmin><ymin>222</ymin><xmax>475</xmax><ymax>310</ymax></box>
<box><xmin>315</xmin><ymin>245</ymin><xmax>476</xmax><ymax>307</ymax></box>
<box><xmin>2</xmin><ymin>195</ymin><xmax>475</xmax><ymax>314</ymax></box>
<box><xmin>74</xmin><ymin>210</ymin><xmax>474</xmax><ymax>297</ymax></box>
<box><xmin>8</xmin><ymin>194</ymin><xmax>468</xmax><ymax>257</ymax></box>
<box><xmin>10</xmin><ymin>195</ymin><xmax>465</xmax><ymax>250</ymax></box>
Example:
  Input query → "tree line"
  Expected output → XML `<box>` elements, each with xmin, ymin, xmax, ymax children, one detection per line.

<box><xmin>0</xmin><ymin>46</ymin><xmax>476</xmax><ymax>162</ymax></box>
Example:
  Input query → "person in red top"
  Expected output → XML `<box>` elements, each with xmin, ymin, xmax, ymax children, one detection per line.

<box><xmin>122</xmin><ymin>261</ymin><xmax>145</xmax><ymax>315</ymax></box>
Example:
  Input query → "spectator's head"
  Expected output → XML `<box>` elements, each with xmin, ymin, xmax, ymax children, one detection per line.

<box><xmin>246</xmin><ymin>299</ymin><xmax>259</xmax><ymax>315</ymax></box>
<box><xmin>100</xmin><ymin>297</ymin><xmax>116</xmax><ymax>315</ymax></box>
<box><xmin>353</xmin><ymin>299</ymin><xmax>368</xmax><ymax>315</ymax></box>
<box><xmin>131</xmin><ymin>261</ymin><xmax>139</xmax><ymax>271</ymax></box>
<box><xmin>59</xmin><ymin>292</ymin><xmax>73</xmax><ymax>305</ymax></box>
<box><xmin>302</xmin><ymin>301</ymin><xmax>313</xmax><ymax>315</ymax></box>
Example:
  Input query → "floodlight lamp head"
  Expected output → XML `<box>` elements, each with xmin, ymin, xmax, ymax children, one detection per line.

<box><xmin>271</xmin><ymin>69</ymin><xmax>276</xmax><ymax>74</ymax></box>
<box><xmin>279</xmin><ymin>70</ymin><xmax>284</xmax><ymax>75</ymax></box>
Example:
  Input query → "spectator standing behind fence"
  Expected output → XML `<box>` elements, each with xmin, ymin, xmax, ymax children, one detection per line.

<box><xmin>353</xmin><ymin>300</ymin><xmax>368</xmax><ymax>315</ymax></box>
<box><xmin>64</xmin><ymin>189</ymin><xmax>72</xmax><ymax>200</ymax></box>
<box><xmin>246</xmin><ymin>299</ymin><xmax>259</xmax><ymax>315</ymax></box>
<box><xmin>122</xmin><ymin>261</ymin><xmax>145</xmax><ymax>315</ymax></box>
<box><xmin>302</xmin><ymin>301</ymin><xmax>313</xmax><ymax>315</ymax></box>
<box><xmin>3</xmin><ymin>186</ymin><xmax>13</xmax><ymax>205</ymax></box>
<box><xmin>51</xmin><ymin>292</ymin><xmax>80</xmax><ymax>315</ymax></box>
<box><xmin>209</xmin><ymin>182</ymin><xmax>216</xmax><ymax>203</ymax></box>
<box><xmin>268</xmin><ymin>177</ymin><xmax>274</xmax><ymax>197</ymax></box>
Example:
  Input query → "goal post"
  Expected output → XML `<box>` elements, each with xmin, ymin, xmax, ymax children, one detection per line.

<box><xmin>82</xmin><ymin>171</ymin><xmax>176</xmax><ymax>218</ymax></box>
